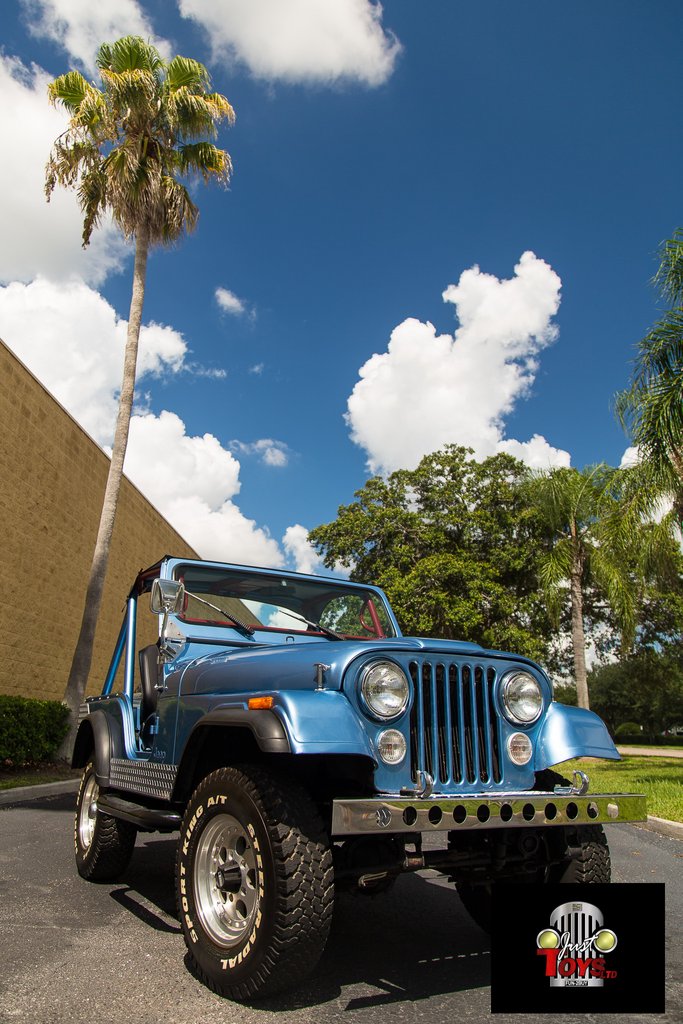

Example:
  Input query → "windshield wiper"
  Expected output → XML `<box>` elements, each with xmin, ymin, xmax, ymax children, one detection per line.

<box><xmin>187</xmin><ymin>591</ymin><xmax>256</xmax><ymax>639</ymax></box>
<box><xmin>274</xmin><ymin>607</ymin><xmax>344</xmax><ymax>640</ymax></box>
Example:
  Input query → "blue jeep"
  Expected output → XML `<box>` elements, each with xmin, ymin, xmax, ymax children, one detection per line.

<box><xmin>72</xmin><ymin>556</ymin><xmax>646</xmax><ymax>1001</ymax></box>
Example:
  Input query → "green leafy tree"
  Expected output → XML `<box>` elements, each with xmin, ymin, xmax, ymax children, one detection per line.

<box><xmin>525</xmin><ymin>465</ymin><xmax>644</xmax><ymax>711</ymax></box>
<box><xmin>587</xmin><ymin>654</ymin><xmax>683</xmax><ymax>739</ymax></box>
<box><xmin>310</xmin><ymin>446</ymin><xmax>552</xmax><ymax>661</ymax></box>
<box><xmin>615</xmin><ymin>229</ymin><xmax>683</xmax><ymax>521</ymax></box>
<box><xmin>45</xmin><ymin>36</ymin><xmax>234</xmax><ymax>755</ymax></box>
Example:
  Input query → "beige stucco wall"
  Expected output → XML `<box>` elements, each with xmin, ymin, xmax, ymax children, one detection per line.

<box><xmin>0</xmin><ymin>338</ymin><xmax>198</xmax><ymax>701</ymax></box>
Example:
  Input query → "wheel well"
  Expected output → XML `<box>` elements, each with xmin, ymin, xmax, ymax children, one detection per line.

<box><xmin>72</xmin><ymin>719</ymin><xmax>94</xmax><ymax>768</ymax></box>
<box><xmin>173</xmin><ymin>725</ymin><xmax>375</xmax><ymax>806</ymax></box>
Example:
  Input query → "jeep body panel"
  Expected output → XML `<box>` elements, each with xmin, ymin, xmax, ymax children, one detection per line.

<box><xmin>75</xmin><ymin>556</ymin><xmax>634</xmax><ymax>813</ymax></box>
<box><xmin>534</xmin><ymin>700</ymin><xmax>621</xmax><ymax>768</ymax></box>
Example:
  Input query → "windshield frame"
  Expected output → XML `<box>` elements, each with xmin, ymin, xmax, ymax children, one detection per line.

<box><xmin>167</xmin><ymin>558</ymin><xmax>400</xmax><ymax>641</ymax></box>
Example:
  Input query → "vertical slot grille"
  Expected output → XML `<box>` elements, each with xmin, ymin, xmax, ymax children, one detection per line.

<box><xmin>408</xmin><ymin>658</ymin><xmax>502</xmax><ymax>787</ymax></box>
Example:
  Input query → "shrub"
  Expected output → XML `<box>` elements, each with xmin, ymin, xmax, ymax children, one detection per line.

<box><xmin>0</xmin><ymin>696</ymin><xmax>70</xmax><ymax>765</ymax></box>
<box><xmin>614</xmin><ymin>721</ymin><xmax>645</xmax><ymax>742</ymax></box>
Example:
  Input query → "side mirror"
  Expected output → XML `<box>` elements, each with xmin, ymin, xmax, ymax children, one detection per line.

<box><xmin>150</xmin><ymin>578</ymin><xmax>185</xmax><ymax>615</ymax></box>
<box><xmin>151</xmin><ymin>579</ymin><xmax>186</xmax><ymax>661</ymax></box>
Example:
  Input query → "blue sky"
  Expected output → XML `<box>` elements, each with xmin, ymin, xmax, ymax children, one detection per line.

<box><xmin>1</xmin><ymin>1</ymin><xmax>681</xmax><ymax>571</ymax></box>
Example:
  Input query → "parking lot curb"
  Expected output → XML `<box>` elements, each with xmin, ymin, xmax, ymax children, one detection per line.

<box><xmin>637</xmin><ymin>815</ymin><xmax>683</xmax><ymax>841</ymax></box>
<box><xmin>0</xmin><ymin>779</ymin><xmax>80</xmax><ymax>807</ymax></box>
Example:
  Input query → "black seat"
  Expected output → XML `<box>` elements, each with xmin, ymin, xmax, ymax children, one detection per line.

<box><xmin>139</xmin><ymin>644</ymin><xmax>160</xmax><ymax>728</ymax></box>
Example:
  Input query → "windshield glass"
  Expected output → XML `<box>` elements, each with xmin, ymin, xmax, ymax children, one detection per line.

<box><xmin>173</xmin><ymin>564</ymin><xmax>396</xmax><ymax>639</ymax></box>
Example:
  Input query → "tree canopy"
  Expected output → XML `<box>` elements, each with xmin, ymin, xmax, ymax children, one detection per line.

<box><xmin>46</xmin><ymin>35</ymin><xmax>234</xmax><ymax>248</ymax></box>
<box><xmin>311</xmin><ymin>447</ymin><xmax>683</xmax><ymax>718</ymax></box>
<box><xmin>310</xmin><ymin>446</ymin><xmax>553</xmax><ymax>661</ymax></box>
<box><xmin>615</xmin><ymin>229</ymin><xmax>683</xmax><ymax>520</ymax></box>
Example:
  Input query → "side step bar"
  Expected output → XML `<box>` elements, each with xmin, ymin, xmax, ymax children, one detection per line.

<box><xmin>97</xmin><ymin>793</ymin><xmax>182</xmax><ymax>833</ymax></box>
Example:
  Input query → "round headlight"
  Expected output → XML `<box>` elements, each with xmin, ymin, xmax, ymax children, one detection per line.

<box><xmin>507</xmin><ymin>732</ymin><xmax>533</xmax><ymax>765</ymax></box>
<box><xmin>501</xmin><ymin>671</ymin><xmax>543</xmax><ymax>725</ymax></box>
<box><xmin>360</xmin><ymin>660</ymin><xmax>410</xmax><ymax>720</ymax></box>
<box><xmin>377</xmin><ymin>729</ymin><xmax>407</xmax><ymax>765</ymax></box>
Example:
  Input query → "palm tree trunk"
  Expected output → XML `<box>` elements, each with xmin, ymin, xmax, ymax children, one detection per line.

<box><xmin>570</xmin><ymin>551</ymin><xmax>589</xmax><ymax>710</ymax></box>
<box><xmin>59</xmin><ymin>228</ymin><xmax>150</xmax><ymax>759</ymax></box>
<box><xmin>669</xmin><ymin>449</ymin><xmax>683</xmax><ymax>524</ymax></box>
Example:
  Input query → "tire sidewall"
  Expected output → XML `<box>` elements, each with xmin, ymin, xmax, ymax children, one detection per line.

<box><xmin>177</xmin><ymin>771</ymin><xmax>277</xmax><ymax>991</ymax></box>
<box><xmin>74</xmin><ymin>761</ymin><xmax>98</xmax><ymax>873</ymax></box>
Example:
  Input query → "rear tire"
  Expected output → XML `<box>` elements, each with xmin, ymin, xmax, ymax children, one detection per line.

<box><xmin>552</xmin><ymin>824</ymin><xmax>611</xmax><ymax>883</ymax></box>
<box><xmin>176</xmin><ymin>766</ymin><xmax>334</xmax><ymax>1002</ymax></box>
<box><xmin>74</xmin><ymin>762</ymin><xmax>137</xmax><ymax>881</ymax></box>
<box><xmin>456</xmin><ymin>824</ymin><xmax>611</xmax><ymax>934</ymax></box>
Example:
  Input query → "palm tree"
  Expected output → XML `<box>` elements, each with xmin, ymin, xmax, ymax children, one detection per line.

<box><xmin>45</xmin><ymin>36</ymin><xmax>234</xmax><ymax>755</ymax></box>
<box><xmin>615</xmin><ymin>230</ymin><xmax>683</xmax><ymax>520</ymax></box>
<box><xmin>527</xmin><ymin>465</ymin><xmax>638</xmax><ymax>709</ymax></box>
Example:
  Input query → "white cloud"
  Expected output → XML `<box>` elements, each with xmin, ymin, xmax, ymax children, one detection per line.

<box><xmin>0</xmin><ymin>277</ymin><xmax>188</xmax><ymax>444</ymax></box>
<box><xmin>346</xmin><ymin>251</ymin><xmax>568</xmax><ymax>474</ymax></box>
<box><xmin>126</xmin><ymin>411</ymin><xmax>241</xmax><ymax>509</ymax></box>
<box><xmin>620</xmin><ymin>446</ymin><xmax>640</xmax><ymax>469</ymax></box>
<box><xmin>498</xmin><ymin>434</ymin><xmax>571</xmax><ymax>469</ymax></box>
<box><xmin>0</xmin><ymin>56</ymin><xmax>125</xmax><ymax>286</ymax></box>
<box><xmin>124</xmin><ymin>413</ymin><xmax>284</xmax><ymax>566</ymax></box>
<box><xmin>215</xmin><ymin>287</ymin><xmax>247</xmax><ymax>316</ymax></box>
<box><xmin>282</xmin><ymin>524</ymin><xmax>321</xmax><ymax>574</ymax></box>
<box><xmin>178</xmin><ymin>0</ymin><xmax>401</xmax><ymax>86</ymax></box>
<box><xmin>231</xmin><ymin>438</ymin><xmax>290</xmax><ymax>467</ymax></box>
<box><xmin>0</xmin><ymin>277</ymin><xmax>284</xmax><ymax>566</ymax></box>
<box><xmin>249</xmin><ymin>363</ymin><xmax>265</xmax><ymax>375</ymax></box>
<box><xmin>21</xmin><ymin>0</ymin><xmax>171</xmax><ymax>75</ymax></box>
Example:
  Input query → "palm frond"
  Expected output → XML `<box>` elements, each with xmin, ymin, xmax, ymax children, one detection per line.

<box><xmin>166</xmin><ymin>55</ymin><xmax>210</xmax><ymax>91</ymax></box>
<box><xmin>653</xmin><ymin>229</ymin><xmax>683</xmax><ymax>306</ymax></box>
<box><xmin>176</xmin><ymin>142</ymin><xmax>232</xmax><ymax>183</ymax></box>
<box><xmin>78</xmin><ymin>169</ymin><xmax>109</xmax><ymax>246</ymax></box>
<box><xmin>97</xmin><ymin>36</ymin><xmax>165</xmax><ymax>80</ymax></box>
<box><xmin>47</xmin><ymin>70</ymin><xmax>90</xmax><ymax>112</ymax></box>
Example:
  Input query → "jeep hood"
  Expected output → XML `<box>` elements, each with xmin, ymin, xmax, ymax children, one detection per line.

<box><xmin>176</xmin><ymin>635</ymin><xmax>542</xmax><ymax>697</ymax></box>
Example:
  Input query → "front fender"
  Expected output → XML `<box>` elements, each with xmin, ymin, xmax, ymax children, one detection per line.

<box><xmin>535</xmin><ymin>702</ymin><xmax>620</xmax><ymax>770</ymax></box>
<box><xmin>274</xmin><ymin>691</ymin><xmax>375</xmax><ymax>758</ymax></box>
<box><xmin>71</xmin><ymin>710</ymin><xmax>113</xmax><ymax>786</ymax></box>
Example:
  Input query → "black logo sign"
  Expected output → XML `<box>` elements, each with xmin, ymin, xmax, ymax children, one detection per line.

<box><xmin>490</xmin><ymin>883</ymin><xmax>665</xmax><ymax>1014</ymax></box>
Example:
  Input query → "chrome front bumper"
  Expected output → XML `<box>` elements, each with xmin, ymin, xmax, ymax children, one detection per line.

<box><xmin>330</xmin><ymin>792</ymin><xmax>647</xmax><ymax>836</ymax></box>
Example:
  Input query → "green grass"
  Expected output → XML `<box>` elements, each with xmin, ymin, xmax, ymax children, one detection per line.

<box><xmin>557</xmin><ymin>756</ymin><xmax>683</xmax><ymax>823</ymax></box>
<box><xmin>0</xmin><ymin>763</ymin><xmax>80</xmax><ymax>791</ymax></box>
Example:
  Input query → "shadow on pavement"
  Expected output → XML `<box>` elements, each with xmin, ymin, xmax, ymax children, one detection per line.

<box><xmin>110</xmin><ymin>835</ymin><xmax>180</xmax><ymax>931</ymax></box>
<box><xmin>261</xmin><ymin>875</ymin><xmax>491</xmax><ymax>1011</ymax></box>
<box><xmin>115</xmin><ymin>836</ymin><xmax>490</xmax><ymax>1011</ymax></box>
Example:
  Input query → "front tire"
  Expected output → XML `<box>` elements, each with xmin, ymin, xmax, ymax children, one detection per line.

<box><xmin>74</xmin><ymin>761</ymin><xmax>137</xmax><ymax>881</ymax></box>
<box><xmin>176</xmin><ymin>766</ymin><xmax>334</xmax><ymax>1002</ymax></box>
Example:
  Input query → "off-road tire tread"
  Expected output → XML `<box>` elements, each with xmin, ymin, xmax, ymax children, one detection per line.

<box><xmin>177</xmin><ymin>765</ymin><xmax>334</xmax><ymax>1002</ymax></box>
<box><xmin>76</xmin><ymin>763</ymin><xmax>137</xmax><ymax>882</ymax></box>
<box><xmin>557</xmin><ymin>824</ymin><xmax>611</xmax><ymax>883</ymax></box>
<box><xmin>457</xmin><ymin>824</ymin><xmax>611</xmax><ymax>933</ymax></box>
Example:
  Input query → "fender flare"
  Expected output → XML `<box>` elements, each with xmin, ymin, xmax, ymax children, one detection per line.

<box><xmin>191</xmin><ymin>707</ymin><xmax>291</xmax><ymax>753</ymax></box>
<box><xmin>172</xmin><ymin>708</ymin><xmax>290</xmax><ymax>802</ymax></box>
<box><xmin>535</xmin><ymin>702</ymin><xmax>620</xmax><ymax>770</ymax></box>
<box><xmin>71</xmin><ymin>710</ymin><xmax>114</xmax><ymax>787</ymax></box>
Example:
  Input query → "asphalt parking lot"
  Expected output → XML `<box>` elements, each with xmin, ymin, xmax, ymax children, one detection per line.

<box><xmin>0</xmin><ymin>791</ymin><xmax>681</xmax><ymax>1024</ymax></box>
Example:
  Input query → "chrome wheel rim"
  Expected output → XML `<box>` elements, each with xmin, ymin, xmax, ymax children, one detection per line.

<box><xmin>193</xmin><ymin>813</ymin><xmax>260</xmax><ymax>948</ymax></box>
<box><xmin>78</xmin><ymin>773</ymin><xmax>99</xmax><ymax>850</ymax></box>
